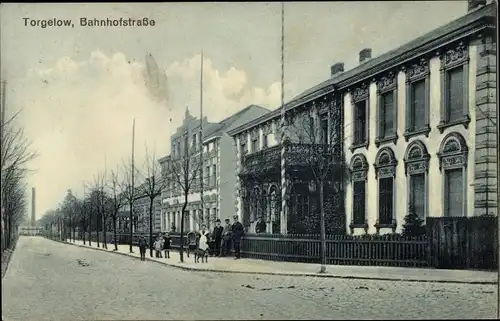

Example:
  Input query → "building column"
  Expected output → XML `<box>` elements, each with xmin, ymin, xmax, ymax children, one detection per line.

<box><xmin>474</xmin><ymin>36</ymin><xmax>497</xmax><ymax>216</ymax></box>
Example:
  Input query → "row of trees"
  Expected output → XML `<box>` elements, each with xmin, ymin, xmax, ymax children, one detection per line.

<box><xmin>41</xmin><ymin>134</ymin><xmax>204</xmax><ymax>263</ymax></box>
<box><xmin>1</xmin><ymin>81</ymin><xmax>38</xmax><ymax>254</ymax></box>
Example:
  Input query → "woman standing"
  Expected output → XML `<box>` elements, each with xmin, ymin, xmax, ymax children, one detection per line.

<box><xmin>198</xmin><ymin>224</ymin><xmax>210</xmax><ymax>253</ymax></box>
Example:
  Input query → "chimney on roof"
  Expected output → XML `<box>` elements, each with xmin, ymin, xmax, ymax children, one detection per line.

<box><xmin>359</xmin><ymin>48</ymin><xmax>372</xmax><ymax>64</ymax></box>
<box><xmin>330</xmin><ymin>62</ymin><xmax>345</xmax><ymax>77</ymax></box>
<box><xmin>468</xmin><ymin>0</ymin><xmax>487</xmax><ymax>11</ymax></box>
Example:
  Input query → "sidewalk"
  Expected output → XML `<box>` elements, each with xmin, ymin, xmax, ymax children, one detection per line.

<box><xmin>60</xmin><ymin>238</ymin><xmax>498</xmax><ymax>285</ymax></box>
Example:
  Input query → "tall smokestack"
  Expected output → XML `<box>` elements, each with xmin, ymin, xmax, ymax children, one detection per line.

<box><xmin>31</xmin><ymin>187</ymin><xmax>36</xmax><ymax>227</ymax></box>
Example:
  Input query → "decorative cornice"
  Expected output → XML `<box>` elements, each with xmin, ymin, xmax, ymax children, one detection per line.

<box><xmin>442</xmin><ymin>41</ymin><xmax>469</xmax><ymax>68</ymax></box>
<box><xmin>406</xmin><ymin>58</ymin><xmax>429</xmax><ymax>82</ymax></box>
<box><xmin>352</xmin><ymin>83</ymin><xmax>369</xmax><ymax>102</ymax></box>
<box><xmin>227</xmin><ymin>5</ymin><xmax>494</xmax><ymax>137</ymax></box>
<box><xmin>377</xmin><ymin>71</ymin><xmax>397</xmax><ymax>92</ymax></box>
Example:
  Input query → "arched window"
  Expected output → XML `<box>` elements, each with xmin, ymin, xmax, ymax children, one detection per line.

<box><xmin>349</xmin><ymin>154</ymin><xmax>369</xmax><ymax>230</ymax></box>
<box><xmin>374</xmin><ymin>148</ymin><xmax>398</xmax><ymax>231</ymax></box>
<box><xmin>404</xmin><ymin>140</ymin><xmax>430</xmax><ymax>220</ymax></box>
<box><xmin>250</xmin><ymin>187</ymin><xmax>261</xmax><ymax>222</ymax></box>
<box><xmin>437</xmin><ymin>132</ymin><xmax>468</xmax><ymax>217</ymax></box>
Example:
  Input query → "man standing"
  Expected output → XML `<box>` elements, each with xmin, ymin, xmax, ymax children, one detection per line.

<box><xmin>138</xmin><ymin>234</ymin><xmax>147</xmax><ymax>261</ymax></box>
<box><xmin>222</xmin><ymin>218</ymin><xmax>232</xmax><ymax>257</ymax></box>
<box><xmin>212</xmin><ymin>219</ymin><xmax>224</xmax><ymax>257</ymax></box>
<box><xmin>231</xmin><ymin>215</ymin><xmax>244</xmax><ymax>259</ymax></box>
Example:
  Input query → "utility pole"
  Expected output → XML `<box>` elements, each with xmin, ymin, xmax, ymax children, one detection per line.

<box><xmin>129</xmin><ymin>118</ymin><xmax>135</xmax><ymax>253</ymax></box>
<box><xmin>199</xmin><ymin>51</ymin><xmax>205</xmax><ymax>229</ymax></box>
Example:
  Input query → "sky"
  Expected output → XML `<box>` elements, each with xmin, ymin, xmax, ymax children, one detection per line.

<box><xmin>0</xmin><ymin>1</ymin><xmax>468</xmax><ymax>219</ymax></box>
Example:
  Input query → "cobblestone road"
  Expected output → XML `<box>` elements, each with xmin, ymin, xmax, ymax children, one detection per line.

<box><xmin>2</xmin><ymin>237</ymin><xmax>498</xmax><ymax>320</ymax></box>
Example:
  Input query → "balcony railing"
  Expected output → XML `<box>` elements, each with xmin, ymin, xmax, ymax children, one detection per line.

<box><xmin>240</xmin><ymin>143</ymin><xmax>342</xmax><ymax>178</ymax></box>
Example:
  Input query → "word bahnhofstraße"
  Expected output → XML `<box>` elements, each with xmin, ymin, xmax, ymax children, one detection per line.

<box><xmin>23</xmin><ymin>17</ymin><xmax>156</xmax><ymax>28</ymax></box>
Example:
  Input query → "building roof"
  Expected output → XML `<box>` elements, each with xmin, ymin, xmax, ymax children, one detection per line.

<box><xmin>203</xmin><ymin>104</ymin><xmax>269</xmax><ymax>139</ymax></box>
<box><xmin>227</xmin><ymin>3</ymin><xmax>496</xmax><ymax>136</ymax></box>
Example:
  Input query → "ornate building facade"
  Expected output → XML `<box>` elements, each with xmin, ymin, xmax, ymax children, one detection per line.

<box><xmin>231</xmin><ymin>1</ymin><xmax>496</xmax><ymax>236</ymax></box>
<box><xmin>229</xmin><ymin>91</ymin><xmax>345</xmax><ymax>235</ymax></box>
<box><xmin>159</xmin><ymin>106</ymin><xmax>270</xmax><ymax>232</ymax></box>
<box><xmin>338</xmin><ymin>2</ymin><xmax>497</xmax><ymax>235</ymax></box>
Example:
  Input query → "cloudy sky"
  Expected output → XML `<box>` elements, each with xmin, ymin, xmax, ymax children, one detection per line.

<box><xmin>0</xmin><ymin>2</ymin><xmax>467</xmax><ymax>219</ymax></box>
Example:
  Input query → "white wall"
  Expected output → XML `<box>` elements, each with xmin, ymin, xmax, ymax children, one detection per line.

<box><xmin>344</xmin><ymin>45</ymin><xmax>477</xmax><ymax>235</ymax></box>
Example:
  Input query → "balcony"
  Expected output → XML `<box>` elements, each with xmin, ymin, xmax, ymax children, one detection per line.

<box><xmin>240</xmin><ymin>143</ymin><xmax>341</xmax><ymax>179</ymax></box>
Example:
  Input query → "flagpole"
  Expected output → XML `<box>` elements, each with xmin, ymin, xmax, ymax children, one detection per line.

<box><xmin>199</xmin><ymin>51</ymin><xmax>205</xmax><ymax>229</ymax></box>
<box><xmin>279</xmin><ymin>2</ymin><xmax>287</xmax><ymax>234</ymax></box>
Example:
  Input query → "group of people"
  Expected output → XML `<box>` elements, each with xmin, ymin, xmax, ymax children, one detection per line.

<box><xmin>136</xmin><ymin>215</ymin><xmax>245</xmax><ymax>261</ymax></box>
<box><xmin>137</xmin><ymin>232</ymin><xmax>172</xmax><ymax>261</ymax></box>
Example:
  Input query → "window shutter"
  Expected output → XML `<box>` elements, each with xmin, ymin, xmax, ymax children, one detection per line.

<box><xmin>412</xmin><ymin>80</ymin><xmax>426</xmax><ymax>129</ymax></box>
<box><xmin>447</xmin><ymin>68</ymin><xmax>464</xmax><ymax>122</ymax></box>
<box><xmin>411</xmin><ymin>174</ymin><xmax>425</xmax><ymax>219</ymax></box>
<box><xmin>445</xmin><ymin>169</ymin><xmax>463</xmax><ymax>217</ymax></box>
<box><xmin>382</xmin><ymin>92</ymin><xmax>394</xmax><ymax>136</ymax></box>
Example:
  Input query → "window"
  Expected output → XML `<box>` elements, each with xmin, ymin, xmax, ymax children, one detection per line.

<box><xmin>378</xmin><ymin>178</ymin><xmax>393</xmax><ymax>225</ymax></box>
<box><xmin>438</xmin><ymin>42</ymin><xmax>470</xmax><ymax>132</ymax></box>
<box><xmin>410</xmin><ymin>80</ymin><xmax>426</xmax><ymax>130</ymax></box>
<box><xmin>349</xmin><ymin>154</ymin><xmax>368</xmax><ymax>229</ymax></box>
<box><xmin>192</xmin><ymin>133</ymin><xmax>196</xmax><ymax>148</ymax></box>
<box><xmin>354</xmin><ymin>101</ymin><xmax>367</xmax><ymax>145</ymax></box>
<box><xmin>374</xmin><ymin>147</ymin><xmax>397</xmax><ymax>230</ymax></box>
<box><xmin>262</xmin><ymin>134</ymin><xmax>268</xmax><ymax>148</ymax></box>
<box><xmin>320</xmin><ymin>118</ymin><xmax>329</xmax><ymax>145</ymax></box>
<box><xmin>295</xmin><ymin>195</ymin><xmax>310</xmax><ymax>219</ymax></box>
<box><xmin>212</xmin><ymin>164</ymin><xmax>217</xmax><ymax>187</ymax></box>
<box><xmin>446</xmin><ymin>67</ymin><xmax>464</xmax><ymax>122</ymax></box>
<box><xmin>404</xmin><ymin>58</ymin><xmax>430</xmax><ymax>140</ymax></box>
<box><xmin>410</xmin><ymin>174</ymin><xmax>425</xmax><ymax>218</ymax></box>
<box><xmin>381</xmin><ymin>91</ymin><xmax>394</xmax><ymax>137</ymax></box>
<box><xmin>438</xmin><ymin>132</ymin><xmax>468</xmax><ymax>217</ymax></box>
<box><xmin>445</xmin><ymin>169</ymin><xmax>463</xmax><ymax>217</ymax></box>
<box><xmin>353</xmin><ymin>182</ymin><xmax>366</xmax><ymax>225</ymax></box>
<box><xmin>251</xmin><ymin>137</ymin><xmax>259</xmax><ymax>153</ymax></box>
<box><xmin>205</xmin><ymin>166</ymin><xmax>210</xmax><ymax>186</ymax></box>
<box><xmin>240</xmin><ymin>140</ymin><xmax>247</xmax><ymax>156</ymax></box>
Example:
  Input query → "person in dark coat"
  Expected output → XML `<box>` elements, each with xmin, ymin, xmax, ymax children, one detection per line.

<box><xmin>212</xmin><ymin>219</ymin><xmax>224</xmax><ymax>257</ymax></box>
<box><xmin>231</xmin><ymin>215</ymin><xmax>244</xmax><ymax>259</ymax></box>
<box><xmin>138</xmin><ymin>234</ymin><xmax>147</xmax><ymax>261</ymax></box>
<box><xmin>222</xmin><ymin>218</ymin><xmax>232</xmax><ymax>257</ymax></box>
<box><xmin>163</xmin><ymin>232</ymin><xmax>171</xmax><ymax>259</ymax></box>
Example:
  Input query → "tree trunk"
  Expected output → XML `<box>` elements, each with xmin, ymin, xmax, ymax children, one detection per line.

<box><xmin>129</xmin><ymin>205</ymin><xmax>133</xmax><ymax>253</ymax></box>
<box><xmin>102</xmin><ymin>215</ymin><xmax>107</xmax><ymax>249</ymax></box>
<box><xmin>88</xmin><ymin>218</ymin><xmax>92</xmax><ymax>246</ymax></box>
<box><xmin>319</xmin><ymin>179</ymin><xmax>327</xmax><ymax>273</ymax></box>
<box><xmin>113</xmin><ymin>215</ymin><xmax>118</xmax><ymax>251</ymax></box>
<box><xmin>149</xmin><ymin>199</ymin><xmax>154</xmax><ymax>257</ymax></box>
<box><xmin>179</xmin><ymin>193</ymin><xmax>188</xmax><ymax>263</ymax></box>
<box><xmin>96</xmin><ymin>212</ymin><xmax>100</xmax><ymax>248</ymax></box>
<box><xmin>82</xmin><ymin>221</ymin><xmax>86</xmax><ymax>245</ymax></box>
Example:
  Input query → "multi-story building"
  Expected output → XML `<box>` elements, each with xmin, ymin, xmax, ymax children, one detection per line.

<box><xmin>231</xmin><ymin>0</ymin><xmax>497</xmax><ymax>236</ymax></box>
<box><xmin>340</xmin><ymin>1</ymin><xmax>497</xmax><ymax>235</ymax></box>
<box><xmin>159</xmin><ymin>105</ymin><xmax>270</xmax><ymax>232</ymax></box>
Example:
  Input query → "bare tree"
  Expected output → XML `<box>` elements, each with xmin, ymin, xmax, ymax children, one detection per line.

<box><xmin>1</xmin><ymin>118</ymin><xmax>37</xmax><ymax>251</ymax></box>
<box><xmin>93</xmin><ymin>170</ymin><xmax>111</xmax><ymax>249</ymax></box>
<box><xmin>288</xmin><ymin>99</ymin><xmax>348</xmax><ymax>273</ymax></box>
<box><xmin>169</xmin><ymin>131</ymin><xmax>202</xmax><ymax>263</ymax></box>
<box><xmin>138</xmin><ymin>145</ymin><xmax>170</xmax><ymax>257</ymax></box>
<box><xmin>61</xmin><ymin>189</ymin><xmax>78</xmax><ymax>242</ymax></box>
<box><xmin>107</xmin><ymin>169</ymin><xmax>126</xmax><ymax>251</ymax></box>
<box><xmin>120</xmin><ymin>160</ymin><xmax>138</xmax><ymax>253</ymax></box>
